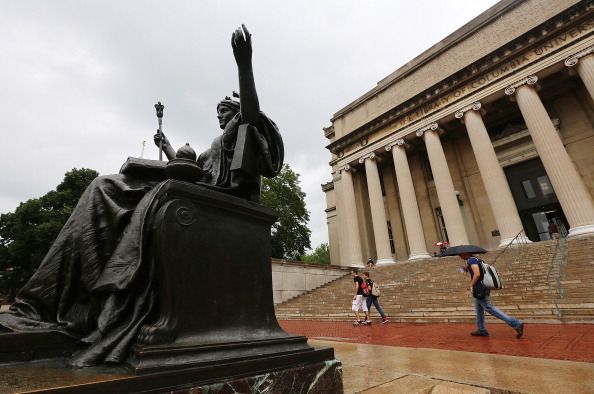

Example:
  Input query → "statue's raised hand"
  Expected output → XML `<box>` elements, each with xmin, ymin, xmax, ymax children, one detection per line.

<box><xmin>232</xmin><ymin>24</ymin><xmax>252</xmax><ymax>67</ymax></box>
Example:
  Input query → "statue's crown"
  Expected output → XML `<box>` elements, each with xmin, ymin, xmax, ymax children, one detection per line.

<box><xmin>218</xmin><ymin>91</ymin><xmax>240</xmax><ymax>111</ymax></box>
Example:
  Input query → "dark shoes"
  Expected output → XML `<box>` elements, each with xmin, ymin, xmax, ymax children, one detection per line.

<box><xmin>470</xmin><ymin>330</ymin><xmax>489</xmax><ymax>337</ymax></box>
<box><xmin>515</xmin><ymin>323</ymin><xmax>524</xmax><ymax>339</ymax></box>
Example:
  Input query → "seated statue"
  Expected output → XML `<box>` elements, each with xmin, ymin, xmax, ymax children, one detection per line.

<box><xmin>0</xmin><ymin>25</ymin><xmax>283</xmax><ymax>367</ymax></box>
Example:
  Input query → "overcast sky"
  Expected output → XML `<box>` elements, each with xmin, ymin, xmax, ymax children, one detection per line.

<box><xmin>0</xmin><ymin>0</ymin><xmax>499</xmax><ymax>250</ymax></box>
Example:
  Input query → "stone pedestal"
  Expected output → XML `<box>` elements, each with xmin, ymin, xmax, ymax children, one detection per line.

<box><xmin>0</xmin><ymin>180</ymin><xmax>343</xmax><ymax>392</ymax></box>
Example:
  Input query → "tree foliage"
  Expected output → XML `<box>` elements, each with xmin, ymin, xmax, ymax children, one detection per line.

<box><xmin>0</xmin><ymin>168</ymin><xmax>98</xmax><ymax>298</ymax></box>
<box><xmin>301</xmin><ymin>242</ymin><xmax>330</xmax><ymax>265</ymax></box>
<box><xmin>261</xmin><ymin>164</ymin><xmax>311</xmax><ymax>260</ymax></box>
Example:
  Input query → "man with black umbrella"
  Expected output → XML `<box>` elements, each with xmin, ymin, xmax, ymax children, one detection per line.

<box><xmin>445</xmin><ymin>245</ymin><xmax>524</xmax><ymax>338</ymax></box>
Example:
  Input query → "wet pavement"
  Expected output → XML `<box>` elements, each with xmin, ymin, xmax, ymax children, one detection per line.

<box><xmin>281</xmin><ymin>320</ymin><xmax>594</xmax><ymax>393</ymax></box>
<box><xmin>310</xmin><ymin>339</ymin><xmax>594</xmax><ymax>394</ymax></box>
<box><xmin>279</xmin><ymin>320</ymin><xmax>594</xmax><ymax>363</ymax></box>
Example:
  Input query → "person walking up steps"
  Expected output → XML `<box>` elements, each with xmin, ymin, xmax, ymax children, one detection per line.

<box><xmin>350</xmin><ymin>268</ymin><xmax>370</xmax><ymax>326</ymax></box>
<box><xmin>459</xmin><ymin>252</ymin><xmax>524</xmax><ymax>338</ymax></box>
<box><xmin>362</xmin><ymin>272</ymin><xmax>388</xmax><ymax>324</ymax></box>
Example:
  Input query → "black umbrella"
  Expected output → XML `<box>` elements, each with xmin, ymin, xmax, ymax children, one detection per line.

<box><xmin>439</xmin><ymin>244</ymin><xmax>487</xmax><ymax>256</ymax></box>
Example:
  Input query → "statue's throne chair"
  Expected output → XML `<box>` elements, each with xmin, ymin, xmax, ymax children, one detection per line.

<box><xmin>123</xmin><ymin>125</ymin><xmax>331</xmax><ymax>374</ymax></box>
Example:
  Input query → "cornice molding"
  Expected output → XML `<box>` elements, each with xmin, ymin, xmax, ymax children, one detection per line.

<box><xmin>331</xmin><ymin>0</ymin><xmax>523</xmax><ymax>121</ymax></box>
<box><xmin>321</xmin><ymin>181</ymin><xmax>334</xmax><ymax>192</ymax></box>
<box><xmin>565</xmin><ymin>44</ymin><xmax>594</xmax><ymax>66</ymax></box>
<box><xmin>325</xmin><ymin>1</ymin><xmax>593</xmax><ymax>154</ymax></box>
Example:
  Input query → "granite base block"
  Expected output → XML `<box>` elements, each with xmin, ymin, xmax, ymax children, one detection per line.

<box><xmin>171</xmin><ymin>359</ymin><xmax>343</xmax><ymax>394</ymax></box>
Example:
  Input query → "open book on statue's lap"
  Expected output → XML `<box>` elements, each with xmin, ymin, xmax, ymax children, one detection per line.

<box><xmin>120</xmin><ymin>156</ymin><xmax>206</xmax><ymax>185</ymax></box>
<box><xmin>120</xmin><ymin>157</ymin><xmax>168</xmax><ymax>180</ymax></box>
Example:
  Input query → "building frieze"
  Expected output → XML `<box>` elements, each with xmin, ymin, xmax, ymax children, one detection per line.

<box><xmin>327</xmin><ymin>1</ymin><xmax>594</xmax><ymax>156</ymax></box>
<box><xmin>329</xmin><ymin>35</ymin><xmax>593</xmax><ymax>168</ymax></box>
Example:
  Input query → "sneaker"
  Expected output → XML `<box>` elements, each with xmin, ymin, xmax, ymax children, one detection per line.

<box><xmin>381</xmin><ymin>318</ymin><xmax>389</xmax><ymax>324</ymax></box>
<box><xmin>353</xmin><ymin>320</ymin><xmax>361</xmax><ymax>326</ymax></box>
<box><xmin>515</xmin><ymin>323</ymin><xmax>524</xmax><ymax>339</ymax></box>
<box><xmin>470</xmin><ymin>330</ymin><xmax>489</xmax><ymax>337</ymax></box>
<box><xmin>363</xmin><ymin>320</ymin><xmax>372</xmax><ymax>325</ymax></box>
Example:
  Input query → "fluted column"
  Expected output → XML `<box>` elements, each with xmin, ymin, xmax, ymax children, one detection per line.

<box><xmin>358</xmin><ymin>153</ymin><xmax>395</xmax><ymax>265</ymax></box>
<box><xmin>417</xmin><ymin>123</ymin><xmax>470</xmax><ymax>245</ymax></box>
<box><xmin>505</xmin><ymin>76</ymin><xmax>594</xmax><ymax>237</ymax></box>
<box><xmin>455</xmin><ymin>102</ymin><xmax>527</xmax><ymax>246</ymax></box>
<box><xmin>386</xmin><ymin>139</ymin><xmax>431</xmax><ymax>259</ymax></box>
<box><xmin>565</xmin><ymin>46</ymin><xmax>594</xmax><ymax>102</ymax></box>
<box><xmin>336</xmin><ymin>165</ymin><xmax>364</xmax><ymax>266</ymax></box>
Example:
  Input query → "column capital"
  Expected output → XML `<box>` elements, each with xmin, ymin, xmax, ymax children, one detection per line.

<box><xmin>415</xmin><ymin>122</ymin><xmax>439</xmax><ymax>138</ymax></box>
<box><xmin>385</xmin><ymin>138</ymin><xmax>406</xmax><ymax>151</ymax></box>
<box><xmin>504</xmin><ymin>75</ymin><xmax>538</xmax><ymax>96</ymax></box>
<box><xmin>339</xmin><ymin>164</ymin><xmax>354</xmax><ymax>173</ymax></box>
<box><xmin>358</xmin><ymin>152</ymin><xmax>377</xmax><ymax>164</ymax></box>
<box><xmin>454</xmin><ymin>101</ymin><xmax>482</xmax><ymax>119</ymax></box>
<box><xmin>564</xmin><ymin>45</ymin><xmax>594</xmax><ymax>67</ymax></box>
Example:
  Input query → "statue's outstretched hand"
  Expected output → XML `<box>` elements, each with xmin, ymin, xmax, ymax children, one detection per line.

<box><xmin>232</xmin><ymin>24</ymin><xmax>252</xmax><ymax>67</ymax></box>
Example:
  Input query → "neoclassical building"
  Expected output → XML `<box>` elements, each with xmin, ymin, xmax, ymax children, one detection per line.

<box><xmin>322</xmin><ymin>0</ymin><xmax>594</xmax><ymax>267</ymax></box>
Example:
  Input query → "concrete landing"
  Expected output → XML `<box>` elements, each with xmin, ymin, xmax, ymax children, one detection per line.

<box><xmin>313</xmin><ymin>339</ymin><xmax>594</xmax><ymax>393</ymax></box>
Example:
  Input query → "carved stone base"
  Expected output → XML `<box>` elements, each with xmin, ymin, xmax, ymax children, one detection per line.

<box><xmin>0</xmin><ymin>347</ymin><xmax>341</xmax><ymax>393</ymax></box>
<box><xmin>171</xmin><ymin>357</ymin><xmax>343</xmax><ymax>394</ymax></box>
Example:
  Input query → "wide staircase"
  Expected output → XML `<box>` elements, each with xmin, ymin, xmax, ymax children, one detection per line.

<box><xmin>275</xmin><ymin>235</ymin><xmax>594</xmax><ymax>324</ymax></box>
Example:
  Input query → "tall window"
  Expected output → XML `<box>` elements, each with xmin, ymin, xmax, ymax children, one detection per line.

<box><xmin>537</xmin><ymin>175</ymin><xmax>554</xmax><ymax>196</ymax></box>
<box><xmin>435</xmin><ymin>207</ymin><xmax>449</xmax><ymax>242</ymax></box>
<box><xmin>387</xmin><ymin>221</ymin><xmax>395</xmax><ymax>254</ymax></box>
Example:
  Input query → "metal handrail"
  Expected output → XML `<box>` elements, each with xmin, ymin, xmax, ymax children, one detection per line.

<box><xmin>545</xmin><ymin>222</ymin><xmax>569</xmax><ymax>318</ymax></box>
<box><xmin>490</xmin><ymin>229</ymin><xmax>529</xmax><ymax>268</ymax></box>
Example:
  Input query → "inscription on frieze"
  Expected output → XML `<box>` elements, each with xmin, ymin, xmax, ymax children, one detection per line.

<box><xmin>396</xmin><ymin>18</ymin><xmax>594</xmax><ymax>129</ymax></box>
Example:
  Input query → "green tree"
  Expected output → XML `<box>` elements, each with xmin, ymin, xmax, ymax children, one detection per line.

<box><xmin>0</xmin><ymin>168</ymin><xmax>98</xmax><ymax>298</ymax></box>
<box><xmin>261</xmin><ymin>164</ymin><xmax>311</xmax><ymax>259</ymax></box>
<box><xmin>301</xmin><ymin>242</ymin><xmax>330</xmax><ymax>265</ymax></box>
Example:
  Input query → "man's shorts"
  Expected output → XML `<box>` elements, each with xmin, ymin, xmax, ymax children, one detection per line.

<box><xmin>352</xmin><ymin>295</ymin><xmax>368</xmax><ymax>312</ymax></box>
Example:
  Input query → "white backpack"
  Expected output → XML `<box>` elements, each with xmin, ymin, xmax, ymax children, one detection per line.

<box><xmin>479</xmin><ymin>260</ymin><xmax>503</xmax><ymax>290</ymax></box>
<box><xmin>370</xmin><ymin>280</ymin><xmax>381</xmax><ymax>297</ymax></box>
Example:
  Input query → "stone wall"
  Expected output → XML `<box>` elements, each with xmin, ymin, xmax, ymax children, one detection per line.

<box><xmin>271</xmin><ymin>259</ymin><xmax>349</xmax><ymax>304</ymax></box>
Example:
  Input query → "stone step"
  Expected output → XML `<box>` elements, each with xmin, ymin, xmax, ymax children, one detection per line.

<box><xmin>275</xmin><ymin>236</ymin><xmax>594</xmax><ymax>324</ymax></box>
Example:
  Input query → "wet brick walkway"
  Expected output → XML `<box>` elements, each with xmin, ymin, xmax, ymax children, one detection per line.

<box><xmin>279</xmin><ymin>320</ymin><xmax>594</xmax><ymax>363</ymax></box>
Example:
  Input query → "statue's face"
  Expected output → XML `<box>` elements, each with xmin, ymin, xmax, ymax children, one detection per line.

<box><xmin>217</xmin><ymin>106</ymin><xmax>236</xmax><ymax>129</ymax></box>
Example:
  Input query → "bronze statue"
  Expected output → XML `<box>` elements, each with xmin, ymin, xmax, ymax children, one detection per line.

<box><xmin>155</xmin><ymin>25</ymin><xmax>282</xmax><ymax>201</ymax></box>
<box><xmin>0</xmin><ymin>25</ymin><xmax>284</xmax><ymax>367</ymax></box>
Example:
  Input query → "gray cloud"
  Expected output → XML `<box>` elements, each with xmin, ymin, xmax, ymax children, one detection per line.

<box><xmin>0</xmin><ymin>0</ymin><xmax>498</xmax><ymax>250</ymax></box>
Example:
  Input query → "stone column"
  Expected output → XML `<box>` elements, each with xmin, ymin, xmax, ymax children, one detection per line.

<box><xmin>565</xmin><ymin>46</ymin><xmax>594</xmax><ymax>102</ymax></box>
<box><xmin>386</xmin><ymin>139</ymin><xmax>431</xmax><ymax>260</ymax></box>
<box><xmin>505</xmin><ymin>75</ymin><xmax>594</xmax><ymax>237</ymax></box>
<box><xmin>455</xmin><ymin>102</ymin><xmax>527</xmax><ymax>246</ymax></box>
<box><xmin>336</xmin><ymin>165</ymin><xmax>364</xmax><ymax>266</ymax></box>
<box><xmin>416</xmin><ymin>123</ymin><xmax>470</xmax><ymax>246</ymax></box>
<box><xmin>358</xmin><ymin>153</ymin><xmax>395</xmax><ymax>265</ymax></box>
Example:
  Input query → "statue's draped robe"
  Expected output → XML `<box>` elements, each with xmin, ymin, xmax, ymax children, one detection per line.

<box><xmin>0</xmin><ymin>112</ymin><xmax>283</xmax><ymax>366</ymax></box>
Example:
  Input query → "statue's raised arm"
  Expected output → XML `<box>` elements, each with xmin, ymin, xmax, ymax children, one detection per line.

<box><xmin>232</xmin><ymin>25</ymin><xmax>260</xmax><ymax>126</ymax></box>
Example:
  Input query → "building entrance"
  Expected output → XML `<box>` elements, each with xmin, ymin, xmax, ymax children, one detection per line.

<box><xmin>505</xmin><ymin>158</ymin><xmax>568</xmax><ymax>242</ymax></box>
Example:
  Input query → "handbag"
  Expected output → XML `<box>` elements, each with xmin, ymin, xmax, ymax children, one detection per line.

<box><xmin>472</xmin><ymin>281</ymin><xmax>487</xmax><ymax>299</ymax></box>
